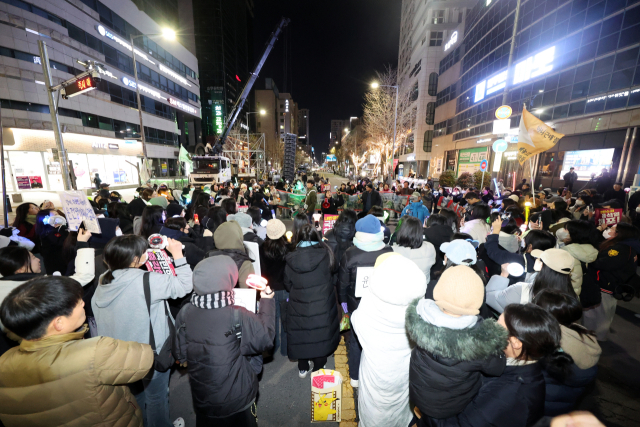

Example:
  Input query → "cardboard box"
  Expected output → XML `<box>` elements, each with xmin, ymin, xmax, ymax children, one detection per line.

<box><xmin>311</xmin><ymin>369</ymin><xmax>342</xmax><ymax>423</ymax></box>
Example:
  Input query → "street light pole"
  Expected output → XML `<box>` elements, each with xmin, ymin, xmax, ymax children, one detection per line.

<box><xmin>391</xmin><ymin>85</ymin><xmax>398</xmax><ymax>183</ymax></box>
<box><xmin>130</xmin><ymin>34</ymin><xmax>148</xmax><ymax>180</ymax></box>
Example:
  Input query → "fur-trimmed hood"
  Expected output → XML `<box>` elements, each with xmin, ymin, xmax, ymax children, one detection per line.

<box><xmin>406</xmin><ymin>298</ymin><xmax>507</xmax><ymax>362</ymax></box>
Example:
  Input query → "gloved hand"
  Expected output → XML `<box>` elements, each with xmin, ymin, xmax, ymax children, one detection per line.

<box><xmin>341</xmin><ymin>302</ymin><xmax>348</xmax><ymax>314</ymax></box>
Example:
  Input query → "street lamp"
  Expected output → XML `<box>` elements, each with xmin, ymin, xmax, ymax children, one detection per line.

<box><xmin>130</xmin><ymin>29</ymin><xmax>176</xmax><ymax>179</ymax></box>
<box><xmin>371</xmin><ymin>81</ymin><xmax>399</xmax><ymax>183</ymax></box>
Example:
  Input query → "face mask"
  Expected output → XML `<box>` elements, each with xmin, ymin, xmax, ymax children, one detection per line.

<box><xmin>575</xmin><ymin>200</ymin><xmax>584</xmax><ymax>206</ymax></box>
<box><xmin>115</xmin><ymin>227</ymin><xmax>123</xmax><ymax>236</ymax></box>
<box><xmin>603</xmin><ymin>228</ymin><xmax>614</xmax><ymax>239</ymax></box>
<box><xmin>520</xmin><ymin>238</ymin><xmax>526</xmax><ymax>249</ymax></box>
<box><xmin>443</xmin><ymin>259</ymin><xmax>447</xmax><ymax>266</ymax></box>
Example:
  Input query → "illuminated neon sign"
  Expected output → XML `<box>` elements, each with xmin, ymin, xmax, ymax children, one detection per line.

<box><xmin>64</xmin><ymin>76</ymin><xmax>96</xmax><ymax>98</ymax></box>
<box><xmin>474</xmin><ymin>46</ymin><xmax>556</xmax><ymax>103</ymax></box>
<box><xmin>159</xmin><ymin>64</ymin><xmax>191</xmax><ymax>87</ymax></box>
<box><xmin>168</xmin><ymin>97</ymin><xmax>198</xmax><ymax>115</ymax></box>
<box><xmin>121</xmin><ymin>77</ymin><xmax>164</xmax><ymax>100</ymax></box>
<box><xmin>444</xmin><ymin>31</ymin><xmax>458</xmax><ymax>51</ymax></box>
<box><xmin>214</xmin><ymin>104</ymin><xmax>224</xmax><ymax>135</ymax></box>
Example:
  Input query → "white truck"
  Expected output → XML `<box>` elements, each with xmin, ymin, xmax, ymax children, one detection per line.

<box><xmin>189</xmin><ymin>155</ymin><xmax>232</xmax><ymax>187</ymax></box>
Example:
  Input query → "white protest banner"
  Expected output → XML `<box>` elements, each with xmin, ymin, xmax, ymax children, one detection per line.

<box><xmin>355</xmin><ymin>266</ymin><xmax>375</xmax><ymax>298</ymax></box>
<box><xmin>234</xmin><ymin>288</ymin><xmax>257</xmax><ymax>313</ymax></box>
<box><xmin>59</xmin><ymin>190</ymin><xmax>101</xmax><ymax>233</ymax></box>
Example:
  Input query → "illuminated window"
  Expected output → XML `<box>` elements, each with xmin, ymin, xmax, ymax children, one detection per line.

<box><xmin>428</xmin><ymin>73</ymin><xmax>439</xmax><ymax>96</ymax></box>
<box><xmin>432</xmin><ymin>10</ymin><xmax>444</xmax><ymax>24</ymax></box>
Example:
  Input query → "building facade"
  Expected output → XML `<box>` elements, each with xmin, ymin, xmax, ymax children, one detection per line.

<box><xmin>431</xmin><ymin>0</ymin><xmax>640</xmax><ymax>189</ymax></box>
<box><xmin>0</xmin><ymin>0</ymin><xmax>201</xmax><ymax>192</ymax></box>
<box><xmin>396</xmin><ymin>0</ymin><xmax>478</xmax><ymax>178</ymax></box>
<box><xmin>193</xmin><ymin>0</ymin><xmax>253</xmax><ymax>143</ymax></box>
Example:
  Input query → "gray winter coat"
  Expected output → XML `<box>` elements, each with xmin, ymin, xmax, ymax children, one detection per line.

<box><xmin>92</xmin><ymin>257</ymin><xmax>193</xmax><ymax>348</ymax></box>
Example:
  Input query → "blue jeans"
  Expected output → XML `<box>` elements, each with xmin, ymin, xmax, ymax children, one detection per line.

<box><xmin>131</xmin><ymin>369</ymin><xmax>172</xmax><ymax>427</ymax></box>
<box><xmin>274</xmin><ymin>289</ymin><xmax>289</xmax><ymax>356</ymax></box>
<box><xmin>348</xmin><ymin>328</ymin><xmax>362</xmax><ymax>381</ymax></box>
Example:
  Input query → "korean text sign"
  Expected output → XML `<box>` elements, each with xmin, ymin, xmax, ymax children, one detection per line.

<box><xmin>322</xmin><ymin>214</ymin><xmax>339</xmax><ymax>235</ymax></box>
<box><xmin>59</xmin><ymin>190</ymin><xmax>102</xmax><ymax>233</ymax></box>
<box><xmin>594</xmin><ymin>208</ymin><xmax>622</xmax><ymax>226</ymax></box>
<box><xmin>145</xmin><ymin>249</ymin><xmax>177</xmax><ymax>275</ymax></box>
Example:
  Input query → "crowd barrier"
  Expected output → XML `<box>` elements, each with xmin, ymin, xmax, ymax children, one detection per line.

<box><xmin>270</xmin><ymin>190</ymin><xmax>411</xmax><ymax>214</ymax></box>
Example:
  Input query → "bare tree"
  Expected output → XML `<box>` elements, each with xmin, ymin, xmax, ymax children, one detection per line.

<box><xmin>362</xmin><ymin>66</ymin><xmax>414</xmax><ymax>180</ymax></box>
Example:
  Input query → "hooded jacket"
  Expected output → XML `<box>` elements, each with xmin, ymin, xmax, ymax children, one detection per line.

<box><xmin>352</xmin><ymin>254</ymin><xmax>427</xmax><ymax>427</ymax></box>
<box><xmin>423</xmin><ymin>224</ymin><xmax>454</xmax><ymax>280</ymax></box>
<box><xmin>0</xmin><ymin>326</ymin><xmax>153</xmax><ymax>427</ymax></box>
<box><xmin>284</xmin><ymin>244</ymin><xmax>340</xmax><ymax>360</ymax></box>
<box><xmin>460</xmin><ymin>219</ymin><xmax>490</xmax><ymax>244</ymax></box>
<box><xmin>543</xmin><ymin>325</ymin><xmax>601</xmax><ymax>416</ymax></box>
<box><xmin>338</xmin><ymin>240</ymin><xmax>393</xmax><ymax>312</ymax></box>
<box><xmin>422</xmin><ymin>363</ymin><xmax>546</xmax><ymax>427</ymax></box>
<box><xmin>325</xmin><ymin>221</ymin><xmax>356</xmax><ymax>268</ymax></box>
<box><xmin>392</xmin><ymin>242</ymin><xmax>436</xmax><ymax>279</ymax></box>
<box><xmin>209</xmin><ymin>222</ymin><xmax>255</xmax><ymax>288</ymax></box>
<box><xmin>91</xmin><ymin>257</ymin><xmax>193</xmax><ymax>348</ymax></box>
<box><xmin>406</xmin><ymin>298</ymin><xmax>507</xmax><ymax>419</ymax></box>
<box><xmin>173</xmin><ymin>257</ymin><xmax>275</xmax><ymax>419</ymax></box>
<box><xmin>401</xmin><ymin>201</ymin><xmax>430</xmax><ymax>225</ymax></box>
<box><xmin>562</xmin><ymin>243</ymin><xmax>598</xmax><ymax>296</ymax></box>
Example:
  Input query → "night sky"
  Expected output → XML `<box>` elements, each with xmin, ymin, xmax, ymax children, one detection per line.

<box><xmin>252</xmin><ymin>0</ymin><xmax>402</xmax><ymax>157</ymax></box>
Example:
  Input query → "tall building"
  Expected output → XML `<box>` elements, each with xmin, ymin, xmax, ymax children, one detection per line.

<box><xmin>256</xmin><ymin>78</ymin><xmax>298</xmax><ymax>170</ymax></box>
<box><xmin>0</xmin><ymin>0</ymin><xmax>201</xmax><ymax>191</ymax></box>
<box><xmin>431</xmin><ymin>0</ymin><xmax>640</xmax><ymax>189</ymax></box>
<box><xmin>395</xmin><ymin>0</ymin><xmax>477</xmax><ymax>178</ymax></box>
<box><xmin>193</xmin><ymin>0</ymin><xmax>254</xmax><ymax>145</ymax></box>
<box><xmin>298</xmin><ymin>108</ymin><xmax>309</xmax><ymax>146</ymax></box>
<box><xmin>330</xmin><ymin>119</ymin><xmax>349</xmax><ymax>145</ymax></box>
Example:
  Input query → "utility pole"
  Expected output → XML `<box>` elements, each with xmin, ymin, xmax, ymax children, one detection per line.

<box><xmin>38</xmin><ymin>40</ymin><xmax>72</xmax><ymax>190</ymax></box>
<box><xmin>0</xmin><ymin>107</ymin><xmax>8</xmax><ymax>226</ymax></box>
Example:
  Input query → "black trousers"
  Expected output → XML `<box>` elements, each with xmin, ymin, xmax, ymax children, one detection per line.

<box><xmin>298</xmin><ymin>356</ymin><xmax>328</xmax><ymax>372</ymax></box>
<box><xmin>196</xmin><ymin>403</ymin><xmax>257</xmax><ymax>427</ymax></box>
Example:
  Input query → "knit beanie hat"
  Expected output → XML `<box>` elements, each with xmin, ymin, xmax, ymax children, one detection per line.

<box><xmin>148</xmin><ymin>196</ymin><xmax>168</xmax><ymax>209</ymax></box>
<box><xmin>192</xmin><ymin>255</ymin><xmax>238</xmax><ymax>294</ymax></box>
<box><xmin>166</xmin><ymin>203</ymin><xmax>184</xmax><ymax>218</ymax></box>
<box><xmin>266</xmin><ymin>219</ymin><xmax>286</xmax><ymax>239</ymax></box>
<box><xmin>508</xmin><ymin>194</ymin><xmax>520</xmax><ymax>203</ymax></box>
<box><xmin>356</xmin><ymin>214</ymin><xmax>381</xmax><ymax>234</ymax></box>
<box><xmin>433</xmin><ymin>265</ymin><xmax>484</xmax><ymax>316</ymax></box>
<box><xmin>370</xmin><ymin>253</ymin><xmax>427</xmax><ymax>306</ymax></box>
<box><xmin>232</xmin><ymin>212</ymin><xmax>252</xmax><ymax>229</ymax></box>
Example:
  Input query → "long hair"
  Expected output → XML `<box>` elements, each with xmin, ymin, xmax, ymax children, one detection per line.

<box><xmin>292</xmin><ymin>212</ymin><xmax>310</xmax><ymax>245</ymax></box>
<box><xmin>262</xmin><ymin>235</ymin><xmax>289</xmax><ymax>262</ymax></box>
<box><xmin>205</xmin><ymin>206</ymin><xmax>228</xmax><ymax>233</ymax></box>
<box><xmin>503</xmin><ymin>303</ymin><xmax>574</xmax><ymax>380</ymax></box>
<box><xmin>531</xmin><ymin>263</ymin><xmax>575</xmax><ymax>299</ymax></box>
<box><xmin>533</xmin><ymin>288</ymin><xmax>596</xmax><ymax>341</ymax></box>
<box><xmin>600</xmin><ymin>222</ymin><xmax>640</xmax><ymax>252</ymax></box>
<box><xmin>396</xmin><ymin>216</ymin><xmax>423</xmax><ymax>249</ymax></box>
<box><xmin>294</xmin><ymin>224</ymin><xmax>335</xmax><ymax>270</ymax></box>
<box><xmin>108</xmin><ymin>202</ymin><xmax>131</xmax><ymax>221</ymax></box>
<box><xmin>0</xmin><ymin>246</ymin><xmax>33</xmax><ymax>276</ymax></box>
<box><xmin>139</xmin><ymin>205</ymin><xmax>165</xmax><ymax>239</ymax></box>
<box><xmin>12</xmin><ymin>203</ymin><xmax>37</xmax><ymax>229</ymax></box>
<box><xmin>101</xmin><ymin>235</ymin><xmax>148</xmax><ymax>284</ymax></box>
<box><xmin>564</xmin><ymin>220</ymin><xmax>600</xmax><ymax>248</ymax></box>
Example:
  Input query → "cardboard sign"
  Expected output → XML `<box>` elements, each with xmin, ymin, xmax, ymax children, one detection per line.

<box><xmin>322</xmin><ymin>214</ymin><xmax>339</xmax><ymax>235</ymax></box>
<box><xmin>145</xmin><ymin>249</ymin><xmax>176</xmax><ymax>275</ymax></box>
<box><xmin>59</xmin><ymin>190</ymin><xmax>102</xmax><ymax>233</ymax></box>
<box><xmin>595</xmin><ymin>208</ymin><xmax>623</xmax><ymax>226</ymax></box>
<box><xmin>311</xmin><ymin>369</ymin><xmax>342</xmax><ymax>423</ymax></box>
<box><xmin>244</xmin><ymin>241</ymin><xmax>261</xmax><ymax>277</ymax></box>
<box><xmin>233</xmin><ymin>288</ymin><xmax>257</xmax><ymax>313</ymax></box>
<box><xmin>354</xmin><ymin>267</ymin><xmax>375</xmax><ymax>298</ymax></box>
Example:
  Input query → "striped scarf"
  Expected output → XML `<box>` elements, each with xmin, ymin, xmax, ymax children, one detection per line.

<box><xmin>190</xmin><ymin>291</ymin><xmax>234</xmax><ymax>309</ymax></box>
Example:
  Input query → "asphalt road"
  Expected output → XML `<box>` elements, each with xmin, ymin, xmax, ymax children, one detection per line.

<box><xmin>165</xmin><ymin>172</ymin><xmax>640</xmax><ymax>427</ymax></box>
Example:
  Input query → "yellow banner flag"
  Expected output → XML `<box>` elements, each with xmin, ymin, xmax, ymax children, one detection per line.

<box><xmin>517</xmin><ymin>106</ymin><xmax>564</xmax><ymax>165</ymax></box>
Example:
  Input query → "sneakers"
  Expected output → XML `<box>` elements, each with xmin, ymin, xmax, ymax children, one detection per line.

<box><xmin>350</xmin><ymin>378</ymin><xmax>359</xmax><ymax>388</ymax></box>
<box><xmin>299</xmin><ymin>369</ymin><xmax>309</xmax><ymax>378</ymax></box>
<box><xmin>173</xmin><ymin>418</ymin><xmax>185</xmax><ymax>427</ymax></box>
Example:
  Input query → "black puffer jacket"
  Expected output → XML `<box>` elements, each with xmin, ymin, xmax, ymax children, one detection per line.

<box><xmin>173</xmin><ymin>301</ymin><xmax>275</xmax><ymax>418</ymax></box>
<box><xmin>259</xmin><ymin>246</ymin><xmax>288</xmax><ymax>292</ymax></box>
<box><xmin>338</xmin><ymin>244</ymin><xmax>393</xmax><ymax>312</ymax></box>
<box><xmin>421</xmin><ymin>363</ymin><xmax>546</xmax><ymax>427</ymax></box>
<box><xmin>325</xmin><ymin>221</ymin><xmax>356</xmax><ymax>267</ymax></box>
<box><xmin>423</xmin><ymin>224</ymin><xmax>453</xmax><ymax>280</ymax></box>
<box><xmin>406</xmin><ymin>299</ymin><xmax>507</xmax><ymax>419</ymax></box>
<box><xmin>284</xmin><ymin>244</ymin><xmax>340</xmax><ymax>360</ymax></box>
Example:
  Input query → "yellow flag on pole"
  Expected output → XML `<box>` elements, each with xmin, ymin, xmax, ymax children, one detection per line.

<box><xmin>517</xmin><ymin>106</ymin><xmax>564</xmax><ymax>165</ymax></box>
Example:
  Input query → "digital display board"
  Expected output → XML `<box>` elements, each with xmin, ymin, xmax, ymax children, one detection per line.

<box><xmin>64</xmin><ymin>76</ymin><xmax>96</xmax><ymax>98</ymax></box>
<box><xmin>561</xmin><ymin>148</ymin><xmax>614</xmax><ymax>180</ymax></box>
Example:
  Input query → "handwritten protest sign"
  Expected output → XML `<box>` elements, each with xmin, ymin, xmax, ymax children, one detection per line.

<box><xmin>233</xmin><ymin>288</ymin><xmax>257</xmax><ymax>313</ymax></box>
<box><xmin>594</xmin><ymin>208</ymin><xmax>623</xmax><ymax>226</ymax></box>
<box><xmin>59</xmin><ymin>190</ymin><xmax>101</xmax><ymax>233</ymax></box>
<box><xmin>323</xmin><ymin>214</ymin><xmax>339</xmax><ymax>235</ymax></box>
<box><xmin>355</xmin><ymin>267</ymin><xmax>374</xmax><ymax>298</ymax></box>
<box><xmin>145</xmin><ymin>249</ymin><xmax>176</xmax><ymax>275</ymax></box>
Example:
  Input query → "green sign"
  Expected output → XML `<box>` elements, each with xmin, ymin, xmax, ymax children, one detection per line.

<box><xmin>457</xmin><ymin>147</ymin><xmax>488</xmax><ymax>176</ymax></box>
<box><xmin>214</xmin><ymin>103</ymin><xmax>224</xmax><ymax>135</ymax></box>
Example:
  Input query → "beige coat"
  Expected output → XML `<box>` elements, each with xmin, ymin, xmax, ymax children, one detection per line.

<box><xmin>0</xmin><ymin>325</ymin><xmax>153</xmax><ymax>426</ymax></box>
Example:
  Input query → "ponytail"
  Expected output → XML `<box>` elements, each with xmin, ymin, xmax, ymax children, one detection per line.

<box><xmin>100</xmin><ymin>270</ymin><xmax>115</xmax><ymax>285</ymax></box>
<box><xmin>540</xmin><ymin>349</ymin><xmax>574</xmax><ymax>381</ymax></box>
<box><xmin>100</xmin><ymin>235</ymin><xmax>148</xmax><ymax>286</ymax></box>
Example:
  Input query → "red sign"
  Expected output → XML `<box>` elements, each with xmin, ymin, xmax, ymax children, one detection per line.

<box><xmin>594</xmin><ymin>208</ymin><xmax>623</xmax><ymax>226</ymax></box>
<box><xmin>322</xmin><ymin>214</ymin><xmax>339</xmax><ymax>235</ymax></box>
<box><xmin>145</xmin><ymin>249</ymin><xmax>176</xmax><ymax>275</ymax></box>
<box><xmin>393</xmin><ymin>159</ymin><xmax>399</xmax><ymax>171</ymax></box>
<box><xmin>480</xmin><ymin>159</ymin><xmax>488</xmax><ymax>171</ymax></box>
<box><xmin>64</xmin><ymin>76</ymin><xmax>96</xmax><ymax>98</ymax></box>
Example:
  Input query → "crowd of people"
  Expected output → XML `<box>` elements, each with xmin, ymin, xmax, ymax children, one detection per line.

<box><xmin>0</xmin><ymin>171</ymin><xmax>630</xmax><ymax>427</ymax></box>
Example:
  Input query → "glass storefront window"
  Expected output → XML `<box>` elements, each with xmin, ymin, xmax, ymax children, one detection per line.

<box><xmin>69</xmin><ymin>153</ymin><xmax>92</xmax><ymax>189</ymax></box>
<box><xmin>537</xmin><ymin>151</ymin><xmax>565</xmax><ymax>179</ymax></box>
<box><xmin>8</xmin><ymin>151</ymin><xmax>47</xmax><ymax>190</ymax></box>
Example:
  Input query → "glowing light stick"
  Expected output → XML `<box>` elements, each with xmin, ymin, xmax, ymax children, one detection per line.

<box><xmin>246</xmin><ymin>274</ymin><xmax>268</xmax><ymax>291</ymax></box>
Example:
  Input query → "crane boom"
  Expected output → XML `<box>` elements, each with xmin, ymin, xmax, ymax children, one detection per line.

<box><xmin>216</xmin><ymin>17</ymin><xmax>290</xmax><ymax>150</ymax></box>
